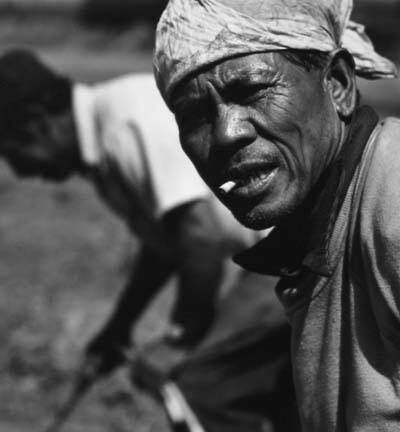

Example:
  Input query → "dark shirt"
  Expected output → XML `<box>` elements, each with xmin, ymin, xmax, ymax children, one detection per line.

<box><xmin>234</xmin><ymin>106</ymin><xmax>379</xmax><ymax>278</ymax></box>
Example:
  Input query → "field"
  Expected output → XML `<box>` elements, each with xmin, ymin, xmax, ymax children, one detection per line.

<box><xmin>0</xmin><ymin>166</ymin><xmax>172</xmax><ymax>432</ymax></box>
<box><xmin>0</xmin><ymin>10</ymin><xmax>399</xmax><ymax>432</ymax></box>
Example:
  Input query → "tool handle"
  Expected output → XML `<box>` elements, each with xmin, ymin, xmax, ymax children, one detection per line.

<box><xmin>42</xmin><ymin>359</ymin><xmax>99</xmax><ymax>432</ymax></box>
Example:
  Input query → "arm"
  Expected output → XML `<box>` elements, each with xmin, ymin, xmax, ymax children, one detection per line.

<box><xmin>163</xmin><ymin>199</ymin><xmax>227</xmax><ymax>345</ymax></box>
<box><xmin>85</xmin><ymin>243</ymin><xmax>176</xmax><ymax>375</ymax></box>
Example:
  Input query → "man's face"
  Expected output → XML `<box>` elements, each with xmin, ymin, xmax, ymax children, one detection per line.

<box><xmin>1</xmin><ymin>111</ymin><xmax>77</xmax><ymax>181</ymax></box>
<box><xmin>171</xmin><ymin>52</ymin><xmax>344</xmax><ymax>229</ymax></box>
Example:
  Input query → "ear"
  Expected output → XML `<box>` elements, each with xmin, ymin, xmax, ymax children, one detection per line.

<box><xmin>324</xmin><ymin>49</ymin><xmax>357</xmax><ymax>119</ymax></box>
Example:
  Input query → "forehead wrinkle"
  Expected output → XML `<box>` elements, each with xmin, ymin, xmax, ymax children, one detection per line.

<box><xmin>175</xmin><ymin>55</ymin><xmax>280</xmax><ymax>107</ymax></box>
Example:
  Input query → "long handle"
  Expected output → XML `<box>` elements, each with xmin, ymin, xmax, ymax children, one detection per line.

<box><xmin>42</xmin><ymin>347</ymin><xmax>136</xmax><ymax>432</ymax></box>
<box><xmin>42</xmin><ymin>357</ymin><xmax>101</xmax><ymax>432</ymax></box>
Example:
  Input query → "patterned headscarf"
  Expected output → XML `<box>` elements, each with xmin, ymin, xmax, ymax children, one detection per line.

<box><xmin>153</xmin><ymin>0</ymin><xmax>397</xmax><ymax>106</ymax></box>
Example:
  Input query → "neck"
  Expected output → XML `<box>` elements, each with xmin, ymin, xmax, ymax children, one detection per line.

<box><xmin>333</xmin><ymin>119</ymin><xmax>348</xmax><ymax>162</ymax></box>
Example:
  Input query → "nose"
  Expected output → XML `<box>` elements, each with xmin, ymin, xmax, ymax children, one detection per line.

<box><xmin>212</xmin><ymin>103</ymin><xmax>256</xmax><ymax>152</ymax></box>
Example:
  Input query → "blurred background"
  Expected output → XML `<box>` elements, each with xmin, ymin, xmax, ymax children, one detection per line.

<box><xmin>0</xmin><ymin>1</ymin><xmax>398</xmax><ymax>431</ymax></box>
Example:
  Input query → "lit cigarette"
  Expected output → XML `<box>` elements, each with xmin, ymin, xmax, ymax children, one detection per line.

<box><xmin>219</xmin><ymin>180</ymin><xmax>237</xmax><ymax>194</ymax></box>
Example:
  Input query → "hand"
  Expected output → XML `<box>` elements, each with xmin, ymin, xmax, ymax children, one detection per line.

<box><xmin>83</xmin><ymin>324</ymin><xmax>132</xmax><ymax>377</ymax></box>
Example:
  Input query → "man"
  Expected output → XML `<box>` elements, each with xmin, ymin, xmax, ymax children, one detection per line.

<box><xmin>0</xmin><ymin>50</ymin><xmax>296</xmax><ymax>431</ymax></box>
<box><xmin>154</xmin><ymin>0</ymin><xmax>400</xmax><ymax>430</ymax></box>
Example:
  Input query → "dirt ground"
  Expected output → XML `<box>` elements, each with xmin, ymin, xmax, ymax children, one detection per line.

<box><xmin>0</xmin><ymin>12</ymin><xmax>399</xmax><ymax>432</ymax></box>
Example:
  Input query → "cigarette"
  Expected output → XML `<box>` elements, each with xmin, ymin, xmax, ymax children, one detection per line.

<box><xmin>219</xmin><ymin>180</ymin><xmax>237</xmax><ymax>194</ymax></box>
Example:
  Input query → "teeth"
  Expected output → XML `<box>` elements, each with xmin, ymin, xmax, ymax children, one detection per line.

<box><xmin>219</xmin><ymin>180</ymin><xmax>237</xmax><ymax>194</ymax></box>
<box><xmin>249</xmin><ymin>173</ymin><xmax>268</xmax><ymax>183</ymax></box>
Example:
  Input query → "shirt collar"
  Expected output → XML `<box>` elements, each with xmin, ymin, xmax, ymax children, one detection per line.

<box><xmin>234</xmin><ymin>106</ymin><xmax>379</xmax><ymax>277</ymax></box>
<box><xmin>73</xmin><ymin>83</ymin><xmax>100</xmax><ymax>167</ymax></box>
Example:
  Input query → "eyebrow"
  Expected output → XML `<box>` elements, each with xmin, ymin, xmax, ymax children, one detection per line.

<box><xmin>172</xmin><ymin>87</ymin><xmax>202</xmax><ymax>112</ymax></box>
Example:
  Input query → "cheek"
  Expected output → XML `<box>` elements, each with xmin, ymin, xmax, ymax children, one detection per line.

<box><xmin>180</xmin><ymin>127</ymin><xmax>212</xmax><ymax>176</ymax></box>
<box><xmin>251</xmin><ymin>90</ymin><xmax>311</xmax><ymax>177</ymax></box>
<box><xmin>252</xmin><ymin>83</ymin><xmax>316</xmax><ymax>152</ymax></box>
<box><xmin>275</xmin><ymin>83</ymin><xmax>329</xmax><ymax>145</ymax></box>
<box><xmin>301</xmin><ymin>94</ymin><xmax>339</xmax><ymax>168</ymax></box>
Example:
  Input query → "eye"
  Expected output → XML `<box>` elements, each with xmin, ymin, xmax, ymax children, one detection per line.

<box><xmin>230</xmin><ymin>83</ymin><xmax>271</xmax><ymax>105</ymax></box>
<box><xmin>175</xmin><ymin>99</ymin><xmax>213</xmax><ymax>134</ymax></box>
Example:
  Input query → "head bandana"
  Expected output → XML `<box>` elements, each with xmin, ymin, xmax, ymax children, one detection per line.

<box><xmin>153</xmin><ymin>0</ymin><xmax>397</xmax><ymax>106</ymax></box>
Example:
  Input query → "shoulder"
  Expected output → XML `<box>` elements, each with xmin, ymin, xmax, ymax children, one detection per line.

<box><xmin>360</xmin><ymin>117</ymin><xmax>400</xmax><ymax>222</ymax></box>
<box><xmin>93</xmin><ymin>74</ymin><xmax>158</xmax><ymax>97</ymax></box>
<box><xmin>367</xmin><ymin>117</ymin><xmax>400</xmax><ymax>167</ymax></box>
<box><xmin>354</xmin><ymin>118</ymin><xmax>400</xmax><ymax>340</ymax></box>
<box><xmin>92</xmin><ymin>73</ymin><xmax>168</xmax><ymax>120</ymax></box>
<box><xmin>358</xmin><ymin>117</ymin><xmax>400</xmax><ymax>261</ymax></box>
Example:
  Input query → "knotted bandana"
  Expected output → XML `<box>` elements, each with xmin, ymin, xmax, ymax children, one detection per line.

<box><xmin>154</xmin><ymin>0</ymin><xmax>397</xmax><ymax>106</ymax></box>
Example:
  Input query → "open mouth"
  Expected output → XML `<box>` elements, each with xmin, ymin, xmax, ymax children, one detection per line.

<box><xmin>218</xmin><ymin>165</ymin><xmax>278</xmax><ymax>198</ymax></box>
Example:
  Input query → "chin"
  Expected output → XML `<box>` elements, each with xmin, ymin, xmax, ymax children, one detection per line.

<box><xmin>42</xmin><ymin>172</ymin><xmax>70</xmax><ymax>182</ymax></box>
<box><xmin>232</xmin><ymin>192</ymin><xmax>303</xmax><ymax>230</ymax></box>
<box><xmin>11</xmin><ymin>165</ymin><xmax>36</xmax><ymax>178</ymax></box>
<box><xmin>233</xmin><ymin>207</ymin><xmax>278</xmax><ymax>230</ymax></box>
<box><xmin>39</xmin><ymin>166</ymin><xmax>73</xmax><ymax>182</ymax></box>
